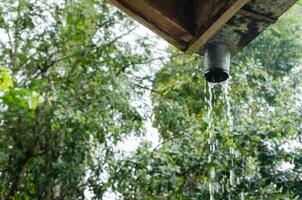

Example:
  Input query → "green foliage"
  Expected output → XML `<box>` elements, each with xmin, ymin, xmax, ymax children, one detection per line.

<box><xmin>0</xmin><ymin>68</ymin><xmax>13</xmax><ymax>91</ymax></box>
<box><xmin>1</xmin><ymin>0</ymin><xmax>302</xmax><ymax>200</ymax></box>
<box><xmin>110</xmin><ymin>3</ymin><xmax>302</xmax><ymax>200</ymax></box>
<box><xmin>0</xmin><ymin>0</ymin><xmax>149</xmax><ymax>199</ymax></box>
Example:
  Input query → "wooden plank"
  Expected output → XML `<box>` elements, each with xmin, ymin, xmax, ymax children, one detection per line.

<box><xmin>210</xmin><ymin>13</ymin><xmax>271</xmax><ymax>55</ymax></box>
<box><xmin>194</xmin><ymin>0</ymin><xmax>236</xmax><ymax>34</ymax></box>
<box><xmin>210</xmin><ymin>0</ymin><xmax>297</xmax><ymax>55</ymax></box>
<box><xmin>238</xmin><ymin>9</ymin><xmax>277</xmax><ymax>24</ymax></box>
<box><xmin>242</xmin><ymin>0</ymin><xmax>297</xmax><ymax>19</ymax></box>
<box><xmin>109</xmin><ymin>0</ymin><xmax>296</xmax><ymax>56</ymax></box>
<box><xmin>186</xmin><ymin>0</ymin><xmax>249</xmax><ymax>54</ymax></box>
<box><xmin>107</xmin><ymin>0</ymin><xmax>195</xmax><ymax>51</ymax></box>
<box><xmin>141</xmin><ymin>0</ymin><xmax>195</xmax><ymax>35</ymax></box>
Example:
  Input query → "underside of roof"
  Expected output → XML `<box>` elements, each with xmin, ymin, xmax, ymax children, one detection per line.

<box><xmin>108</xmin><ymin>0</ymin><xmax>297</xmax><ymax>55</ymax></box>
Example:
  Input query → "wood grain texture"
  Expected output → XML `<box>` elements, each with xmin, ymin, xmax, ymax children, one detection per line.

<box><xmin>210</xmin><ymin>0</ymin><xmax>297</xmax><ymax>55</ymax></box>
<box><xmin>108</xmin><ymin>0</ymin><xmax>297</xmax><ymax>56</ymax></box>
<box><xmin>243</xmin><ymin>0</ymin><xmax>297</xmax><ymax>19</ymax></box>
<box><xmin>186</xmin><ymin>0</ymin><xmax>249</xmax><ymax>54</ymax></box>
<box><xmin>142</xmin><ymin>0</ymin><xmax>195</xmax><ymax>34</ymax></box>
<box><xmin>238</xmin><ymin>9</ymin><xmax>277</xmax><ymax>24</ymax></box>
<box><xmin>108</xmin><ymin>0</ymin><xmax>194</xmax><ymax>51</ymax></box>
<box><xmin>194</xmin><ymin>0</ymin><xmax>236</xmax><ymax>34</ymax></box>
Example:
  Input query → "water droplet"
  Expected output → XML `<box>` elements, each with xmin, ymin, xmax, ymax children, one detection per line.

<box><xmin>241</xmin><ymin>192</ymin><xmax>245</xmax><ymax>200</ymax></box>
<box><xmin>210</xmin><ymin>167</ymin><xmax>216</xmax><ymax>179</ymax></box>
<box><xmin>229</xmin><ymin>170</ymin><xmax>235</xmax><ymax>186</ymax></box>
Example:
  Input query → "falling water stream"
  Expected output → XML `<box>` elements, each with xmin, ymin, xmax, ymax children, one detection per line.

<box><xmin>205</xmin><ymin>81</ymin><xmax>244</xmax><ymax>200</ymax></box>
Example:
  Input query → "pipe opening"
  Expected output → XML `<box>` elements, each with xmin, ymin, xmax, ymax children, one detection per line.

<box><xmin>204</xmin><ymin>42</ymin><xmax>230</xmax><ymax>83</ymax></box>
<box><xmin>204</xmin><ymin>68</ymin><xmax>229</xmax><ymax>83</ymax></box>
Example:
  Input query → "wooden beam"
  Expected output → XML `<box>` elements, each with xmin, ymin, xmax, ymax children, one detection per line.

<box><xmin>141</xmin><ymin>0</ymin><xmax>195</xmax><ymax>35</ymax></box>
<box><xmin>108</xmin><ymin>0</ymin><xmax>296</xmax><ymax>56</ymax></box>
<box><xmin>186</xmin><ymin>0</ymin><xmax>249</xmax><ymax>54</ymax></box>
<box><xmin>239</xmin><ymin>8</ymin><xmax>277</xmax><ymax>24</ymax></box>
<box><xmin>107</xmin><ymin>0</ymin><xmax>195</xmax><ymax>51</ymax></box>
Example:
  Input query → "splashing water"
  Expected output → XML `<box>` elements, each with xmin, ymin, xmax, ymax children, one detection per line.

<box><xmin>205</xmin><ymin>81</ymin><xmax>242</xmax><ymax>200</ymax></box>
<box><xmin>221</xmin><ymin>81</ymin><xmax>233</xmax><ymax>131</ymax></box>
<box><xmin>209</xmin><ymin>167</ymin><xmax>216</xmax><ymax>200</ymax></box>
<box><xmin>241</xmin><ymin>192</ymin><xmax>245</xmax><ymax>200</ymax></box>
<box><xmin>206</xmin><ymin>83</ymin><xmax>219</xmax><ymax>200</ymax></box>
<box><xmin>229</xmin><ymin>169</ymin><xmax>235</xmax><ymax>186</ymax></box>
<box><xmin>206</xmin><ymin>82</ymin><xmax>217</xmax><ymax>138</ymax></box>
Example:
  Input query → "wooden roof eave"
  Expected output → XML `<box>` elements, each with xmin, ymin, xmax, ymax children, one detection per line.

<box><xmin>108</xmin><ymin>0</ymin><xmax>297</xmax><ymax>56</ymax></box>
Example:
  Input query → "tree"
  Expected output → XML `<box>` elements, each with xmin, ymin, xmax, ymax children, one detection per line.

<box><xmin>0</xmin><ymin>0</ymin><xmax>154</xmax><ymax>199</ymax></box>
<box><xmin>109</xmin><ymin>3</ymin><xmax>302</xmax><ymax>200</ymax></box>
<box><xmin>1</xmin><ymin>0</ymin><xmax>302</xmax><ymax>200</ymax></box>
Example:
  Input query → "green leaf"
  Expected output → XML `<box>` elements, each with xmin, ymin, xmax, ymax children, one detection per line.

<box><xmin>27</xmin><ymin>91</ymin><xmax>39</xmax><ymax>110</ymax></box>
<box><xmin>0</xmin><ymin>68</ymin><xmax>13</xmax><ymax>91</ymax></box>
